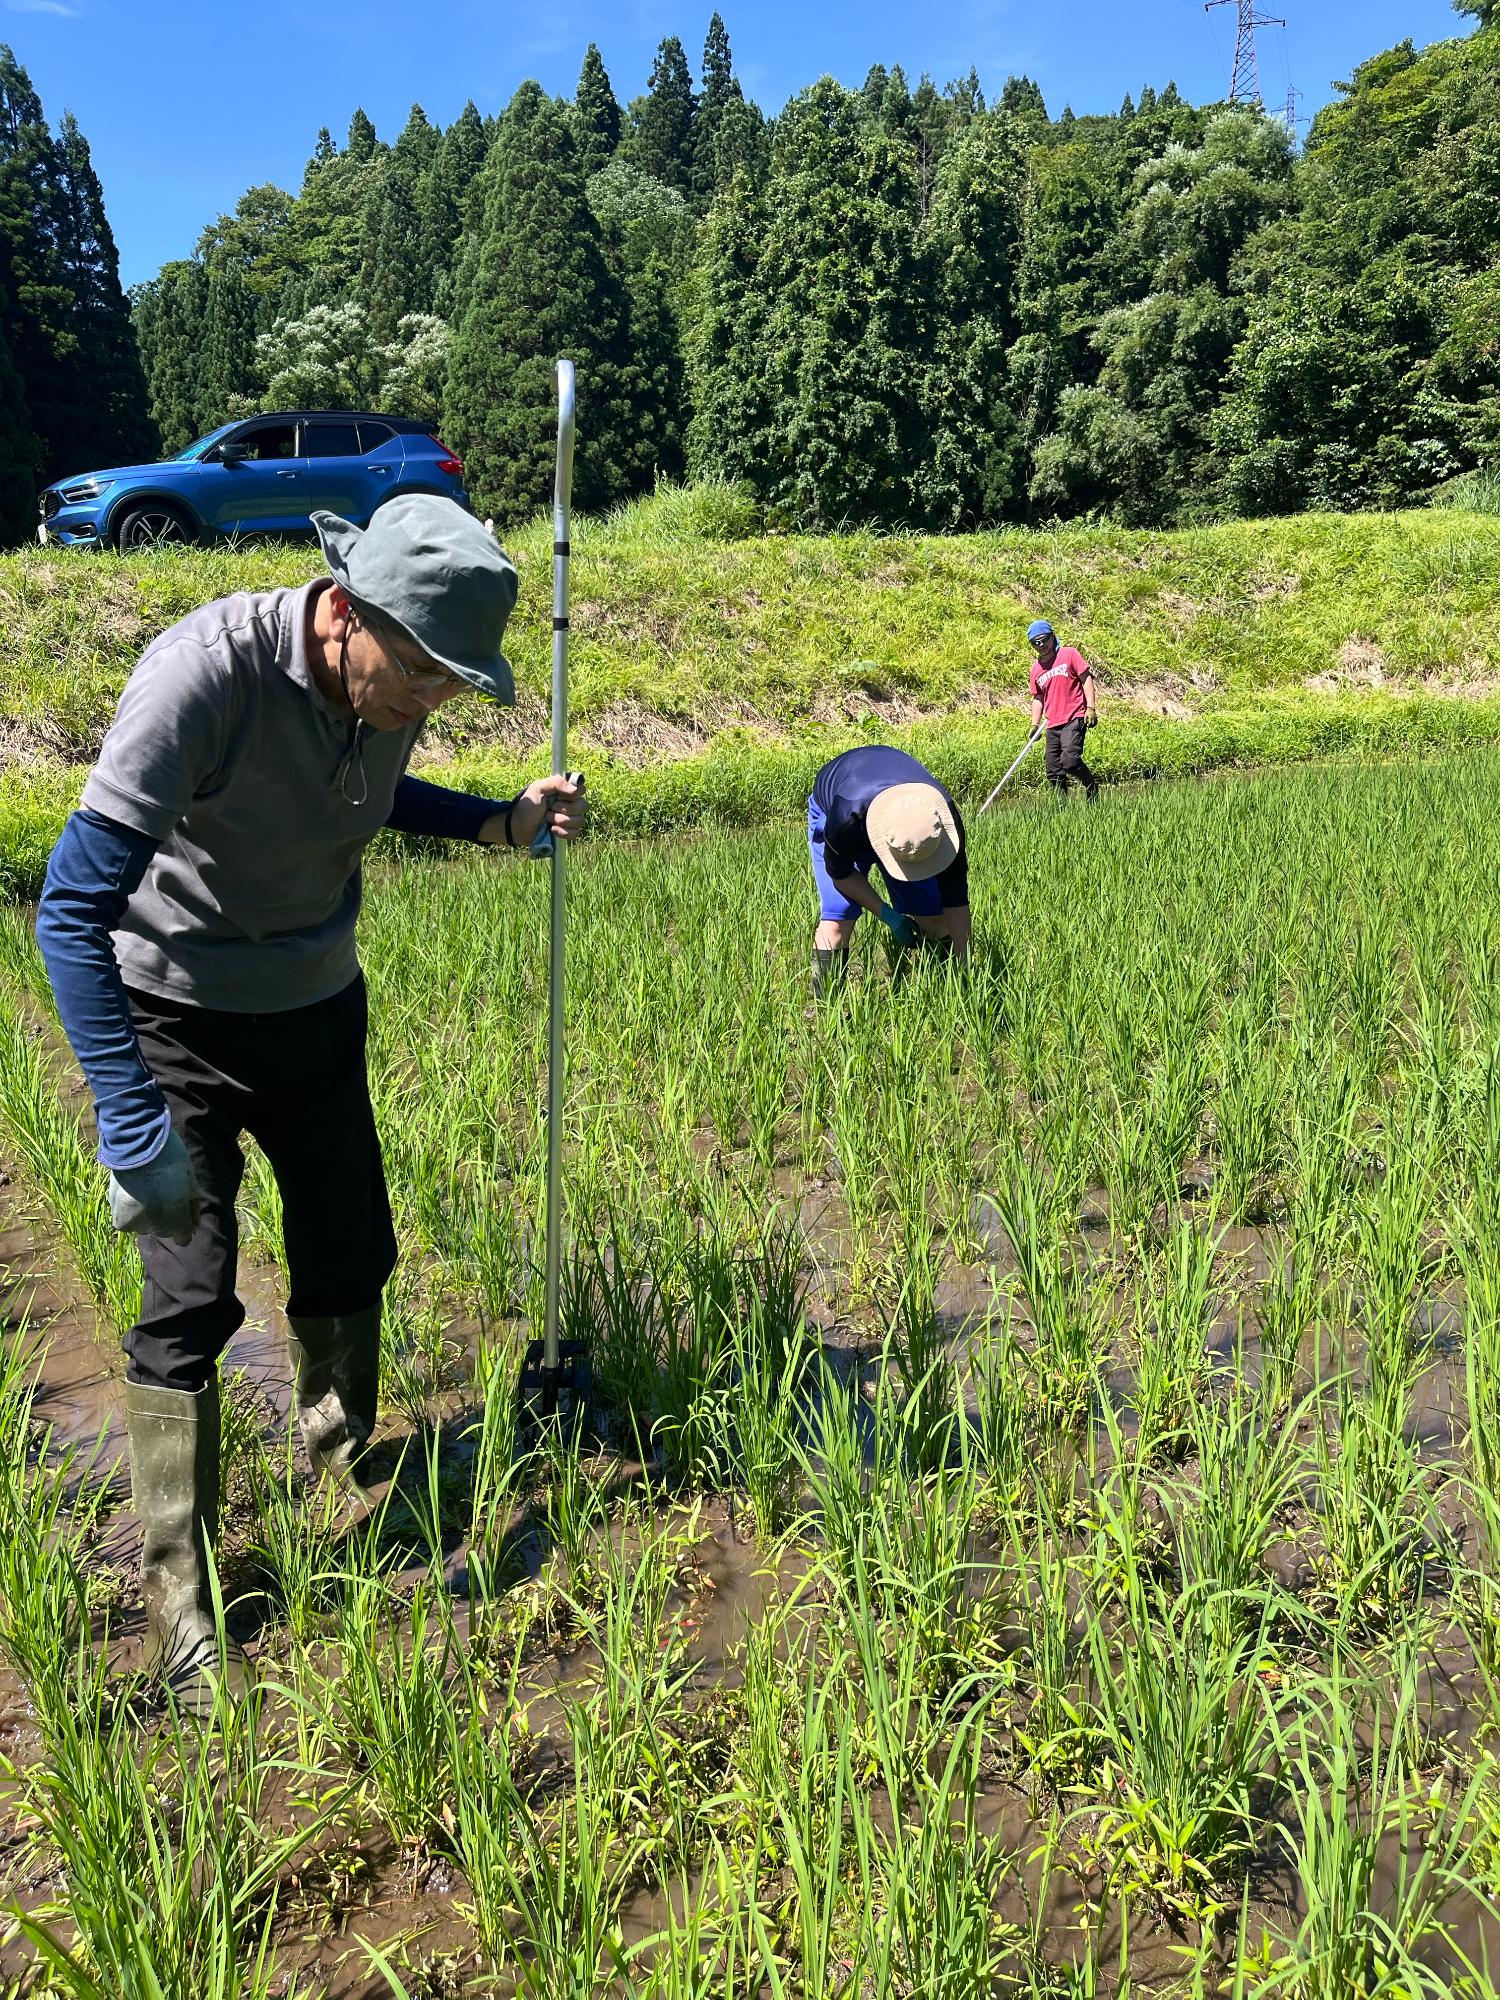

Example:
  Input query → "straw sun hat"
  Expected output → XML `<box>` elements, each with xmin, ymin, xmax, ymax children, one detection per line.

<box><xmin>865</xmin><ymin>783</ymin><xmax>960</xmax><ymax>882</ymax></box>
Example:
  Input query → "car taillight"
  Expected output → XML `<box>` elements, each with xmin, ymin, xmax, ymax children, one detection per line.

<box><xmin>428</xmin><ymin>436</ymin><xmax>463</xmax><ymax>477</ymax></box>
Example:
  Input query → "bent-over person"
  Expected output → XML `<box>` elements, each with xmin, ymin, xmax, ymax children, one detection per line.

<box><xmin>808</xmin><ymin>744</ymin><xmax>970</xmax><ymax>999</ymax></box>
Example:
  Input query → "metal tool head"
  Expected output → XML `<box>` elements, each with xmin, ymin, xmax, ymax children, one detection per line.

<box><xmin>518</xmin><ymin>1334</ymin><xmax>593</xmax><ymax>1443</ymax></box>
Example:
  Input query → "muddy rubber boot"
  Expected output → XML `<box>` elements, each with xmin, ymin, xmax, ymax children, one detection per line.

<box><xmin>811</xmin><ymin>945</ymin><xmax>849</xmax><ymax>1003</ymax></box>
<box><xmin>126</xmin><ymin>1379</ymin><xmax>250</xmax><ymax>1720</ymax></box>
<box><xmin>285</xmin><ymin>1306</ymin><xmax>381</xmax><ymax>1487</ymax></box>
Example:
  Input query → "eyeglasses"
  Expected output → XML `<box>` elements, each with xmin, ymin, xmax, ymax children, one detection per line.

<box><xmin>392</xmin><ymin>653</ymin><xmax>464</xmax><ymax>696</ymax></box>
<box><xmin>352</xmin><ymin>613</ymin><xmax>464</xmax><ymax>697</ymax></box>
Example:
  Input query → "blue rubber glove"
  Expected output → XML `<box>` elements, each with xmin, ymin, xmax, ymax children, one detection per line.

<box><xmin>108</xmin><ymin>1129</ymin><xmax>202</xmax><ymax>1245</ymax></box>
<box><xmin>874</xmin><ymin>903</ymin><xmax>921</xmax><ymax>948</ymax></box>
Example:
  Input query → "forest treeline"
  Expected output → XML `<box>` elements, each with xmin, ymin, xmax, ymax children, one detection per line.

<box><xmin>1</xmin><ymin>7</ymin><xmax>1496</xmax><ymax>540</ymax></box>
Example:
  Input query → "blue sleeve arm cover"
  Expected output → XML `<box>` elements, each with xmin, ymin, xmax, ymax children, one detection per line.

<box><xmin>35</xmin><ymin>808</ymin><xmax>172</xmax><ymax>1172</ymax></box>
<box><xmin>386</xmin><ymin>775</ymin><xmax>511</xmax><ymax>843</ymax></box>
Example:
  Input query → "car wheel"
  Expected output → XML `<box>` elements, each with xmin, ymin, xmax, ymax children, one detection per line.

<box><xmin>114</xmin><ymin>501</ymin><xmax>193</xmax><ymax>552</ymax></box>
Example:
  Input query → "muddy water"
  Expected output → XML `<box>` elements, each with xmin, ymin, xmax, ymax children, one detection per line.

<box><xmin>2</xmin><ymin>1156</ymin><xmax>1498</xmax><ymax>1995</ymax></box>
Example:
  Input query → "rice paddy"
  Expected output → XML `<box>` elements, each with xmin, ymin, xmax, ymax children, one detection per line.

<box><xmin>1</xmin><ymin>749</ymin><xmax>1499</xmax><ymax>1994</ymax></box>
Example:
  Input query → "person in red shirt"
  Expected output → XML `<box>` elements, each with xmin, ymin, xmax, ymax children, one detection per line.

<box><xmin>1028</xmin><ymin>620</ymin><xmax>1099</xmax><ymax>802</ymax></box>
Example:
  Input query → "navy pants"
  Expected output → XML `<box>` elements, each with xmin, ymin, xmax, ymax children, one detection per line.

<box><xmin>123</xmin><ymin>975</ymin><xmax>397</xmax><ymax>1393</ymax></box>
<box><xmin>1045</xmin><ymin>720</ymin><xmax>1099</xmax><ymax>800</ymax></box>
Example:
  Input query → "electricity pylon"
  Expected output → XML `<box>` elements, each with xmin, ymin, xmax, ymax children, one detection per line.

<box><xmin>1204</xmin><ymin>0</ymin><xmax>1286</xmax><ymax>109</ymax></box>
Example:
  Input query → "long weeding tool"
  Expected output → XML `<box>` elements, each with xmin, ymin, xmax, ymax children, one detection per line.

<box><xmin>978</xmin><ymin>724</ymin><xmax>1044</xmax><ymax>815</ymax></box>
<box><xmin>520</xmin><ymin>358</ymin><xmax>591</xmax><ymax>1432</ymax></box>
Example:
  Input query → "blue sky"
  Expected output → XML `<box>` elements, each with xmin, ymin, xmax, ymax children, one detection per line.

<box><xmin>6</xmin><ymin>0</ymin><xmax>1469</xmax><ymax>288</ymax></box>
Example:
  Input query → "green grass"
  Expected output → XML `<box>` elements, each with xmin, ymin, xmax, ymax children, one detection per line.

<box><xmin>12</xmin><ymin>494</ymin><xmax>1500</xmax><ymax>745</ymax></box>
<box><xmin>3</xmin><ymin>683</ymin><xmax>1500</xmax><ymax>889</ymax></box>
<box><xmin>4</xmin><ymin>491</ymin><xmax>1500</xmax><ymax>867</ymax></box>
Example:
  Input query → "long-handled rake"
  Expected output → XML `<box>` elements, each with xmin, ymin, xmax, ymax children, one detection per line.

<box><xmin>519</xmin><ymin>358</ymin><xmax>590</xmax><ymax>1429</ymax></box>
<box><xmin>977</xmin><ymin>724</ymin><xmax>1044</xmax><ymax>816</ymax></box>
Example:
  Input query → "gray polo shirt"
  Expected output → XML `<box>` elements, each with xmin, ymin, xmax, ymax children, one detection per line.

<box><xmin>81</xmin><ymin>580</ymin><xmax>424</xmax><ymax>1012</ymax></box>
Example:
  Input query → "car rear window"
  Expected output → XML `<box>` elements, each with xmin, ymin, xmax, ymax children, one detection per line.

<box><xmin>304</xmin><ymin>422</ymin><xmax>362</xmax><ymax>458</ymax></box>
<box><xmin>358</xmin><ymin>421</ymin><xmax>395</xmax><ymax>452</ymax></box>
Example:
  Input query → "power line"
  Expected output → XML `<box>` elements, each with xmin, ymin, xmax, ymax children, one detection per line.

<box><xmin>1203</xmin><ymin>0</ymin><xmax>1286</xmax><ymax>108</ymax></box>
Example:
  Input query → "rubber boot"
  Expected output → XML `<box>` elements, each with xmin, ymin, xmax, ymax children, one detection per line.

<box><xmin>812</xmin><ymin>945</ymin><xmax>849</xmax><ymax>1003</ymax></box>
<box><xmin>126</xmin><ymin>1379</ymin><xmax>250</xmax><ymax>1719</ymax></box>
<box><xmin>285</xmin><ymin>1306</ymin><xmax>381</xmax><ymax>1486</ymax></box>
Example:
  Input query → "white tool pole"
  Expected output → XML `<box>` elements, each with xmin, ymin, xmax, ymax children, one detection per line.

<box><xmin>978</xmin><ymin>725</ymin><xmax>1044</xmax><ymax>816</ymax></box>
<box><xmin>540</xmin><ymin>359</ymin><xmax>575</xmax><ymax>1383</ymax></box>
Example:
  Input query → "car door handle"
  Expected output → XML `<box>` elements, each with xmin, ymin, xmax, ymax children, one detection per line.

<box><xmin>276</xmin><ymin>469</ymin><xmax>298</xmax><ymax>478</ymax></box>
<box><xmin>369</xmin><ymin>465</ymin><xmax>392</xmax><ymax>475</ymax></box>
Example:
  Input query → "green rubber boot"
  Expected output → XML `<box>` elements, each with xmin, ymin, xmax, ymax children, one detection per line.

<box><xmin>812</xmin><ymin>945</ymin><xmax>850</xmax><ymax>1002</ymax></box>
<box><xmin>285</xmin><ymin>1306</ymin><xmax>381</xmax><ymax>1486</ymax></box>
<box><xmin>126</xmin><ymin>1379</ymin><xmax>251</xmax><ymax>1719</ymax></box>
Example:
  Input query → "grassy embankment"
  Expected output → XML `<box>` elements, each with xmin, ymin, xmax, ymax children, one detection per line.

<box><xmin>2</xmin><ymin>487</ymin><xmax>1498</xmax><ymax>890</ymax></box>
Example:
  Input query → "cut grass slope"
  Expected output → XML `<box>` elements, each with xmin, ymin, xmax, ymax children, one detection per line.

<box><xmin>9</xmin><ymin>492</ymin><xmax>1500</xmax><ymax>756</ymax></box>
<box><xmin>2</xmin><ymin>489</ymin><xmax>1498</xmax><ymax>886</ymax></box>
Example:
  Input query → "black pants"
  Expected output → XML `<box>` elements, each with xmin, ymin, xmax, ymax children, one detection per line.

<box><xmin>124</xmin><ymin>976</ymin><xmax>397</xmax><ymax>1394</ymax></box>
<box><xmin>1045</xmin><ymin>719</ymin><xmax>1099</xmax><ymax>800</ymax></box>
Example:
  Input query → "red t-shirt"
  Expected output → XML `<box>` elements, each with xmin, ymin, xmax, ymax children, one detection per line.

<box><xmin>1030</xmin><ymin>646</ymin><xmax>1092</xmax><ymax>727</ymax></box>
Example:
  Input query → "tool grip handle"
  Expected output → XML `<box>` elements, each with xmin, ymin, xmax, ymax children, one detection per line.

<box><xmin>529</xmin><ymin>771</ymin><xmax>586</xmax><ymax>859</ymax></box>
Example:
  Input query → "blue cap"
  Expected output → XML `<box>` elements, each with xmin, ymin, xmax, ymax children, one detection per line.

<box><xmin>1027</xmin><ymin>619</ymin><xmax>1055</xmax><ymax>643</ymax></box>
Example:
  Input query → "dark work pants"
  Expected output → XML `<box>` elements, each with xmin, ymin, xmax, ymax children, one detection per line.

<box><xmin>123</xmin><ymin>975</ymin><xmax>397</xmax><ymax>1394</ymax></box>
<box><xmin>1045</xmin><ymin>719</ymin><xmax>1099</xmax><ymax>800</ymax></box>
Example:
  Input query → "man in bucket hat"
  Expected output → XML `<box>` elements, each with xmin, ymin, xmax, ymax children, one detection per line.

<box><xmin>808</xmin><ymin>744</ymin><xmax>970</xmax><ymax>999</ymax></box>
<box><xmin>35</xmin><ymin>495</ymin><xmax>584</xmax><ymax>1714</ymax></box>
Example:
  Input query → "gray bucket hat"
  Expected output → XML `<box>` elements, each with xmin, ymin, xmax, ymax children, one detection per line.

<box><xmin>312</xmin><ymin>494</ymin><xmax>517</xmax><ymax>704</ymax></box>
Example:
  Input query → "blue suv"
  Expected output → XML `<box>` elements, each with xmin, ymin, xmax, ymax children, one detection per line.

<box><xmin>37</xmin><ymin>410</ymin><xmax>472</xmax><ymax>551</ymax></box>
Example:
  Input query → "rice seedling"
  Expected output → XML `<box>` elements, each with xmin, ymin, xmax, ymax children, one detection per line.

<box><xmin>846</xmin><ymin>1700</ymin><xmax>1015</xmax><ymax>1997</ymax></box>
<box><xmin>12</xmin><ymin>1640</ymin><xmax>328</xmax><ymax>2000</ymax></box>
<box><xmin>720</xmin><ymin>1290</ymin><xmax>816</xmax><ymax>1542</ymax></box>
<box><xmin>745</xmin><ymin>1712</ymin><xmax>860</xmax><ymax>1999</ymax></box>
<box><xmin>971</xmin><ymin>1313</ymin><xmax>1032</xmax><ymax>1509</ymax></box>
<box><xmin>1128</xmin><ymin>1215</ymin><xmax>1224</xmax><ymax>1460</ymax></box>
<box><xmin>1009</xmin><ymin>1500</ymin><xmax>1101</xmax><ymax>1797</ymax></box>
<box><xmin>4</xmin><ymin>751</ymin><xmax>1500</xmax><ymax>1991</ymax></box>
<box><xmin>1261</xmin><ymin>1656</ymin><xmax>1490</xmax><ymax>1997</ymax></box>
<box><xmin>557</xmin><ymin>1488</ymin><xmax>704</xmax><ymax>1852</ymax></box>
<box><xmin>0</xmin><ymin>1341</ymin><xmax>113</xmax><ymax>1691</ymax></box>
<box><xmin>470</xmin><ymin>1748</ymin><xmax>642</xmax><ymax>1996</ymax></box>
<box><xmin>819</xmin><ymin>1386</ymin><xmax>999</xmax><ymax>1693</ymax></box>
<box><xmin>310</xmin><ymin>1572</ymin><xmax>460</xmax><ymax>1857</ymax></box>
<box><xmin>0</xmin><ymin>987</ymin><xmax>138</xmax><ymax>1328</ymax></box>
<box><xmin>1078</xmin><ymin>1574</ymin><xmax>1276</xmax><ymax>1921</ymax></box>
<box><xmin>1309</xmin><ymin>1367</ymin><xmax>1444</xmax><ymax>1633</ymax></box>
<box><xmin>989</xmin><ymin>1155</ymin><xmax>1108</xmax><ymax>1434</ymax></box>
<box><xmin>1212</xmin><ymin>1000</ymin><xmax>1287</xmax><ymax>1225</ymax></box>
<box><xmin>1173</xmin><ymin>1377</ymin><xmax>1299</xmax><ymax>1614</ymax></box>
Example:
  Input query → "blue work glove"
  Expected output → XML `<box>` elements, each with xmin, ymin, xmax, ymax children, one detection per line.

<box><xmin>874</xmin><ymin>903</ymin><xmax>921</xmax><ymax>949</ymax></box>
<box><xmin>108</xmin><ymin>1129</ymin><xmax>202</xmax><ymax>1245</ymax></box>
